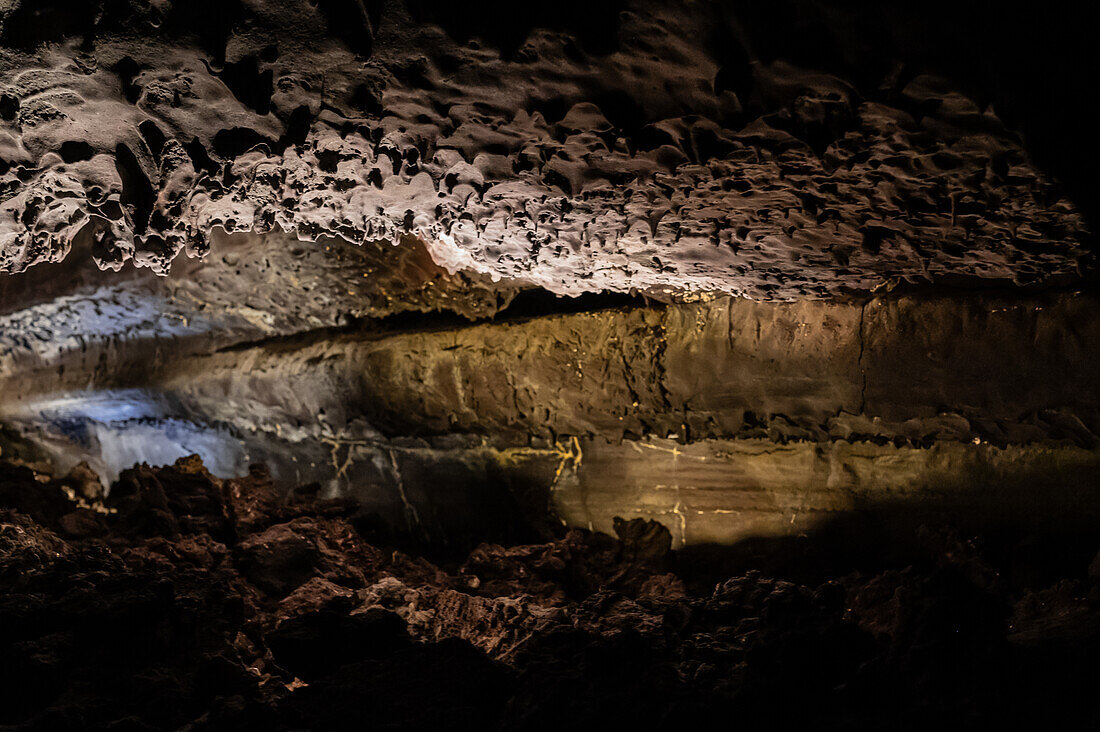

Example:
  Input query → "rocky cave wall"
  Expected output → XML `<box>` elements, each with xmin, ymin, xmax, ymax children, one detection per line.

<box><xmin>0</xmin><ymin>0</ymin><xmax>1097</xmax><ymax>551</ymax></box>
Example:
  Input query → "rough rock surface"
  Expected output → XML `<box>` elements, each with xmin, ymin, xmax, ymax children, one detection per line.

<box><xmin>0</xmin><ymin>0</ymin><xmax>1092</xmax><ymax>298</ymax></box>
<box><xmin>0</xmin><ymin>4</ymin><xmax>1097</xmax><ymax>727</ymax></box>
<box><xmin>2</xmin><ymin>455</ymin><xmax>1100</xmax><ymax>729</ymax></box>
<box><xmin>2</xmin><ymin>282</ymin><xmax>1097</xmax><ymax>548</ymax></box>
<box><xmin>0</xmin><ymin>2</ymin><xmax>1096</xmax><ymax>532</ymax></box>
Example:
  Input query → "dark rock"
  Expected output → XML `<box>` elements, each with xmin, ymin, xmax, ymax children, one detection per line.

<box><xmin>267</xmin><ymin>606</ymin><xmax>410</xmax><ymax>681</ymax></box>
<box><xmin>0</xmin><ymin>449</ymin><xmax>1098</xmax><ymax>728</ymax></box>
<box><xmin>0</xmin><ymin>461</ymin><xmax>74</xmax><ymax>529</ymax></box>
<box><xmin>224</xmin><ymin>464</ymin><xmax>281</xmax><ymax>536</ymax></box>
<box><xmin>237</xmin><ymin>521</ymin><xmax>321</xmax><ymax>597</ymax></box>
<box><xmin>279</xmin><ymin>638</ymin><xmax>514</xmax><ymax>730</ymax></box>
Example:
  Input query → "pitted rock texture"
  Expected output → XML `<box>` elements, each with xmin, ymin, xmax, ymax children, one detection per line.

<box><xmin>0</xmin><ymin>0</ymin><xmax>1092</xmax><ymax>298</ymax></box>
<box><xmin>0</xmin><ymin>228</ymin><xmax>518</xmax><ymax>375</ymax></box>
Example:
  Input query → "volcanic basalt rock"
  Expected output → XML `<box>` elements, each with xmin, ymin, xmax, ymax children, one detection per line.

<box><xmin>0</xmin><ymin>1</ymin><xmax>1095</xmax><ymax>541</ymax></box>
<box><xmin>1</xmin><ymin>456</ymin><xmax>1099</xmax><ymax>728</ymax></box>
<box><xmin>0</xmin><ymin>4</ymin><xmax>1098</xmax><ymax>724</ymax></box>
<box><xmin>0</xmin><ymin>0</ymin><xmax>1092</xmax><ymax>299</ymax></box>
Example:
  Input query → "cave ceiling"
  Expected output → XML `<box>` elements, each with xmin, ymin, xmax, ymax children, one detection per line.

<box><xmin>0</xmin><ymin>0</ymin><xmax>1092</xmax><ymax>300</ymax></box>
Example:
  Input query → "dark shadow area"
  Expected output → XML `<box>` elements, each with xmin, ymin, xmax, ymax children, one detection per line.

<box><xmin>2</xmin><ymin>453</ymin><xmax>1099</xmax><ymax>729</ymax></box>
<box><xmin>212</xmin><ymin>281</ymin><xmax>652</xmax><ymax>354</ymax></box>
<box><xmin>313</xmin><ymin>0</ymin><xmax>381</xmax><ymax>59</ymax></box>
<box><xmin>721</xmin><ymin>0</ymin><xmax>1100</xmax><ymax>244</ymax></box>
<box><xmin>0</xmin><ymin>0</ymin><xmax>97</xmax><ymax>50</ymax></box>
<box><xmin>675</xmin><ymin>478</ymin><xmax>1100</xmax><ymax>591</ymax></box>
<box><xmin>668</xmin><ymin>475</ymin><xmax>1100</xmax><ymax>727</ymax></box>
<box><xmin>406</xmin><ymin>0</ymin><xmax>627</xmax><ymax>58</ymax></box>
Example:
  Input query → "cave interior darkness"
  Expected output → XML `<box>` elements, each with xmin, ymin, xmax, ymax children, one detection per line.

<box><xmin>1</xmin><ymin>0</ymin><xmax>1099</xmax><ymax>729</ymax></box>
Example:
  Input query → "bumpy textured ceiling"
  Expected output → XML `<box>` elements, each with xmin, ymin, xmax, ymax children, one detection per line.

<box><xmin>0</xmin><ymin>0</ymin><xmax>1093</xmax><ymax>298</ymax></box>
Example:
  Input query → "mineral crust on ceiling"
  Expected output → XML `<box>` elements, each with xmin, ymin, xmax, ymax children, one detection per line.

<box><xmin>0</xmin><ymin>0</ymin><xmax>1092</xmax><ymax>298</ymax></box>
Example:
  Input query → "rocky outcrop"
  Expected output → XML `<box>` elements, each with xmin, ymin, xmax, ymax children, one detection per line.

<box><xmin>2</xmin><ymin>455</ymin><xmax>1099</xmax><ymax>728</ymax></box>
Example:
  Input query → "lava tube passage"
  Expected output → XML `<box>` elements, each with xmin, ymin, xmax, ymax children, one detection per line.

<box><xmin>1</xmin><ymin>0</ymin><xmax>1098</xmax><ymax>728</ymax></box>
